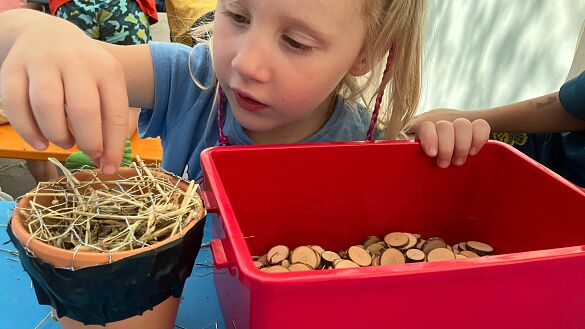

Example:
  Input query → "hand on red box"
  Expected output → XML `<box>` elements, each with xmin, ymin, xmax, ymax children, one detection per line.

<box><xmin>409</xmin><ymin>117</ymin><xmax>490</xmax><ymax>168</ymax></box>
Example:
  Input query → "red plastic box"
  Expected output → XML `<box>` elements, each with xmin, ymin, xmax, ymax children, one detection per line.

<box><xmin>200</xmin><ymin>141</ymin><xmax>585</xmax><ymax>329</ymax></box>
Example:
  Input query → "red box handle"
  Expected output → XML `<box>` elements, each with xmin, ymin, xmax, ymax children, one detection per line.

<box><xmin>210</xmin><ymin>239</ymin><xmax>229</xmax><ymax>268</ymax></box>
<box><xmin>200</xmin><ymin>190</ymin><xmax>218</xmax><ymax>213</ymax></box>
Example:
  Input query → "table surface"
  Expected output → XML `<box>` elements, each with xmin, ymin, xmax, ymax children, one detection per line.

<box><xmin>0</xmin><ymin>201</ymin><xmax>226</xmax><ymax>329</ymax></box>
<box><xmin>0</xmin><ymin>124</ymin><xmax>163</xmax><ymax>163</ymax></box>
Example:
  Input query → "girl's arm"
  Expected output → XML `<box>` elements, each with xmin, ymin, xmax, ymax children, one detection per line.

<box><xmin>0</xmin><ymin>9</ymin><xmax>154</xmax><ymax>173</ymax></box>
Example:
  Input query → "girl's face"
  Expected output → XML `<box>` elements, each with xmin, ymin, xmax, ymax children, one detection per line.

<box><xmin>213</xmin><ymin>0</ymin><xmax>367</xmax><ymax>144</ymax></box>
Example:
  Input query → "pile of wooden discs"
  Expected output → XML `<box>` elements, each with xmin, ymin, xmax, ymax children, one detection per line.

<box><xmin>18</xmin><ymin>157</ymin><xmax>205</xmax><ymax>253</ymax></box>
<box><xmin>253</xmin><ymin>232</ymin><xmax>494</xmax><ymax>273</ymax></box>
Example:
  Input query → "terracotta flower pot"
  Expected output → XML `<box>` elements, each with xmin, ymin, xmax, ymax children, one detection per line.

<box><xmin>9</xmin><ymin>168</ymin><xmax>206</xmax><ymax>328</ymax></box>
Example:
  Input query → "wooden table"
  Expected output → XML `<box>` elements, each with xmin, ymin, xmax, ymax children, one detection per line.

<box><xmin>0</xmin><ymin>124</ymin><xmax>162</xmax><ymax>163</ymax></box>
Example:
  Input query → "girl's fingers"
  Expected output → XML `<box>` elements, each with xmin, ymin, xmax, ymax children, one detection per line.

<box><xmin>451</xmin><ymin>118</ymin><xmax>473</xmax><ymax>166</ymax></box>
<box><xmin>0</xmin><ymin>59</ymin><xmax>48</xmax><ymax>150</ymax></box>
<box><xmin>470</xmin><ymin>119</ymin><xmax>491</xmax><ymax>156</ymax></box>
<box><xmin>96</xmin><ymin>61</ymin><xmax>129</xmax><ymax>174</ymax></box>
<box><xmin>62</xmin><ymin>62</ymin><xmax>103</xmax><ymax>159</ymax></box>
<box><xmin>414</xmin><ymin>120</ymin><xmax>439</xmax><ymax>157</ymax></box>
<box><xmin>435</xmin><ymin>120</ymin><xmax>455</xmax><ymax>168</ymax></box>
<box><xmin>28</xmin><ymin>62</ymin><xmax>73</xmax><ymax>149</ymax></box>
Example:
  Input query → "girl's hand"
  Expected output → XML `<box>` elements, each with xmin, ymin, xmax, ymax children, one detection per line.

<box><xmin>411</xmin><ymin>118</ymin><xmax>490</xmax><ymax>168</ymax></box>
<box><xmin>0</xmin><ymin>9</ymin><xmax>130</xmax><ymax>174</ymax></box>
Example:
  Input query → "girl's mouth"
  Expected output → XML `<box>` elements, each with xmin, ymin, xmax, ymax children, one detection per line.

<box><xmin>234</xmin><ymin>90</ymin><xmax>268</xmax><ymax>112</ymax></box>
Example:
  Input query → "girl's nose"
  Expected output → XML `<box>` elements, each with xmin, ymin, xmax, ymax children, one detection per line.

<box><xmin>231</xmin><ymin>32</ymin><xmax>271</xmax><ymax>83</ymax></box>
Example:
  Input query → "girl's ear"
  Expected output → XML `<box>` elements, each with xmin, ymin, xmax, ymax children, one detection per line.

<box><xmin>349</xmin><ymin>55</ymin><xmax>368</xmax><ymax>76</ymax></box>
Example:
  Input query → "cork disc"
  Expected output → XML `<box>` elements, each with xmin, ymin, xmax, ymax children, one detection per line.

<box><xmin>460</xmin><ymin>250</ymin><xmax>479</xmax><ymax>258</ymax></box>
<box><xmin>422</xmin><ymin>237</ymin><xmax>447</xmax><ymax>255</ymax></box>
<box><xmin>322</xmin><ymin>251</ymin><xmax>341</xmax><ymax>264</ymax></box>
<box><xmin>267</xmin><ymin>245</ymin><xmax>289</xmax><ymax>264</ymax></box>
<box><xmin>405</xmin><ymin>248</ymin><xmax>425</xmax><ymax>262</ymax></box>
<box><xmin>466</xmin><ymin>241</ymin><xmax>494</xmax><ymax>255</ymax></box>
<box><xmin>263</xmin><ymin>265</ymin><xmax>290</xmax><ymax>273</ymax></box>
<box><xmin>427</xmin><ymin>247</ymin><xmax>455</xmax><ymax>262</ymax></box>
<box><xmin>290</xmin><ymin>246</ymin><xmax>320</xmax><ymax>269</ymax></box>
<box><xmin>380</xmin><ymin>248</ymin><xmax>405</xmax><ymax>265</ymax></box>
<box><xmin>333</xmin><ymin>259</ymin><xmax>360</xmax><ymax>269</ymax></box>
<box><xmin>384</xmin><ymin>232</ymin><xmax>409</xmax><ymax>248</ymax></box>
<box><xmin>348</xmin><ymin>245</ymin><xmax>372</xmax><ymax>267</ymax></box>
<box><xmin>401</xmin><ymin>233</ymin><xmax>418</xmax><ymax>250</ymax></box>
<box><xmin>363</xmin><ymin>236</ymin><xmax>382</xmax><ymax>249</ymax></box>
<box><xmin>288</xmin><ymin>262</ymin><xmax>313</xmax><ymax>272</ymax></box>
<box><xmin>366</xmin><ymin>242</ymin><xmax>385</xmax><ymax>256</ymax></box>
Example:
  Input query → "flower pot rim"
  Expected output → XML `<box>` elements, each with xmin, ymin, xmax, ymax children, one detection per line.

<box><xmin>9</xmin><ymin>168</ymin><xmax>204</xmax><ymax>268</ymax></box>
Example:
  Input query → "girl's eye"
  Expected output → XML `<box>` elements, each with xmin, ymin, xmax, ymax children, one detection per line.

<box><xmin>225</xmin><ymin>10</ymin><xmax>250</xmax><ymax>24</ymax></box>
<box><xmin>282</xmin><ymin>35</ymin><xmax>313</xmax><ymax>53</ymax></box>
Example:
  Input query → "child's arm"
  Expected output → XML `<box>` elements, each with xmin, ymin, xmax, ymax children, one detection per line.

<box><xmin>411</xmin><ymin>91</ymin><xmax>585</xmax><ymax>133</ymax></box>
<box><xmin>0</xmin><ymin>9</ymin><xmax>154</xmax><ymax>174</ymax></box>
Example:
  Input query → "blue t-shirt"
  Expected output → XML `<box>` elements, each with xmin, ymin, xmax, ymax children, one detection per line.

<box><xmin>139</xmin><ymin>42</ymin><xmax>376</xmax><ymax>180</ymax></box>
<box><xmin>512</xmin><ymin>71</ymin><xmax>585</xmax><ymax>187</ymax></box>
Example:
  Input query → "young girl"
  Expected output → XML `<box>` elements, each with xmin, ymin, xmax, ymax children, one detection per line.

<box><xmin>0</xmin><ymin>0</ymin><xmax>490</xmax><ymax>181</ymax></box>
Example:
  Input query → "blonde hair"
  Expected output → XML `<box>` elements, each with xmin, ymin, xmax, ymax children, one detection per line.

<box><xmin>191</xmin><ymin>0</ymin><xmax>426</xmax><ymax>140</ymax></box>
<box><xmin>347</xmin><ymin>0</ymin><xmax>426</xmax><ymax>140</ymax></box>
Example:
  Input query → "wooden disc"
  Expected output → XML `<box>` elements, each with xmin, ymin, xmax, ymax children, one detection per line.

<box><xmin>466</xmin><ymin>241</ymin><xmax>494</xmax><ymax>255</ymax></box>
<box><xmin>384</xmin><ymin>232</ymin><xmax>409</xmax><ymax>248</ymax></box>
<box><xmin>401</xmin><ymin>233</ymin><xmax>418</xmax><ymax>250</ymax></box>
<box><xmin>427</xmin><ymin>247</ymin><xmax>455</xmax><ymax>262</ymax></box>
<box><xmin>371</xmin><ymin>255</ymin><xmax>381</xmax><ymax>266</ymax></box>
<box><xmin>363</xmin><ymin>236</ymin><xmax>382</xmax><ymax>249</ymax></box>
<box><xmin>263</xmin><ymin>265</ymin><xmax>290</xmax><ymax>273</ymax></box>
<box><xmin>380</xmin><ymin>248</ymin><xmax>405</xmax><ymax>265</ymax></box>
<box><xmin>366</xmin><ymin>242</ymin><xmax>385</xmax><ymax>256</ymax></box>
<box><xmin>313</xmin><ymin>249</ymin><xmax>323</xmax><ymax>268</ymax></box>
<box><xmin>405</xmin><ymin>248</ymin><xmax>425</xmax><ymax>262</ymax></box>
<box><xmin>422</xmin><ymin>237</ymin><xmax>447</xmax><ymax>255</ymax></box>
<box><xmin>458</xmin><ymin>242</ymin><xmax>468</xmax><ymax>251</ymax></box>
<box><xmin>281</xmin><ymin>259</ymin><xmax>290</xmax><ymax>268</ymax></box>
<box><xmin>413</xmin><ymin>233</ymin><xmax>422</xmax><ymax>240</ymax></box>
<box><xmin>455</xmin><ymin>254</ymin><xmax>468</xmax><ymax>259</ymax></box>
<box><xmin>416</xmin><ymin>239</ymin><xmax>426</xmax><ymax>250</ymax></box>
<box><xmin>321</xmin><ymin>251</ymin><xmax>341</xmax><ymax>264</ymax></box>
<box><xmin>253</xmin><ymin>261</ymin><xmax>264</xmax><ymax>269</ymax></box>
<box><xmin>460</xmin><ymin>250</ymin><xmax>479</xmax><ymax>258</ymax></box>
<box><xmin>257</xmin><ymin>254</ymin><xmax>269</xmax><ymax>266</ymax></box>
<box><xmin>332</xmin><ymin>258</ymin><xmax>344</xmax><ymax>267</ymax></box>
<box><xmin>267</xmin><ymin>245</ymin><xmax>289</xmax><ymax>264</ymax></box>
<box><xmin>309</xmin><ymin>245</ymin><xmax>325</xmax><ymax>255</ymax></box>
<box><xmin>333</xmin><ymin>259</ymin><xmax>360</xmax><ymax>269</ymax></box>
<box><xmin>348</xmin><ymin>245</ymin><xmax>372</xmax><ymax>267</ymax></box>
<box><xmin>288</xmin><ymin>262</ymin><xmax>313</xmax><ymax>272</ymax></box>
<box><xmin>290</xmin><ymin>246</ymin><xmax>320</xmax><ymax>269</ymax></box>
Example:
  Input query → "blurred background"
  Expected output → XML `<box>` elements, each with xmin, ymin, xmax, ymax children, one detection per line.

<box><xmin>420</xmin><ymin>0</ymin><xmax>585</xmax><ymax>112</ymax></box>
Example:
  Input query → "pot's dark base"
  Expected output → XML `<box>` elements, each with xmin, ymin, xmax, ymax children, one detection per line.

<box><xmin>8</xmin><ymin>216</ymin><xmax>207</xmax><ymax>326</ymax></box>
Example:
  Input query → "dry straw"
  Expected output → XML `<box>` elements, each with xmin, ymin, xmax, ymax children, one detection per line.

<box><xmin>18</xmin><ymin>156</ymin><xmax>205</xmax><ymax>253</ymax></box>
